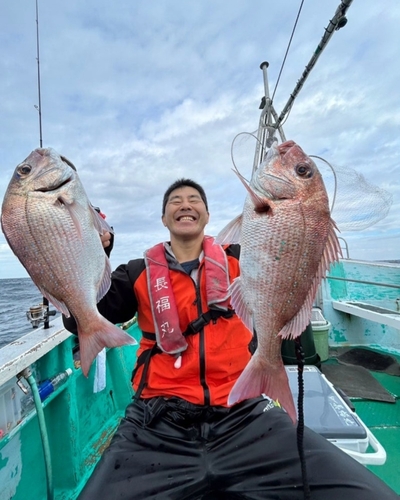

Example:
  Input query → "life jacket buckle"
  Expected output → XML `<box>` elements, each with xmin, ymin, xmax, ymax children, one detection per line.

<box><xmin>185</xmin><ymin>315</ymin><xmax>208</xmax><ymax>336</ymax></box>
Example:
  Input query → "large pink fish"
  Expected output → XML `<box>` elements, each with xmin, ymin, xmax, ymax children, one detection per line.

<box><xmin>216</xmin><ymin>140</ymin><xmax>341</xmax><ymax>423</ymax></box>
<box><xmin>1</xmin><ymin>148</ymin><xmax>136</xmax><ymax>376</ymax></box>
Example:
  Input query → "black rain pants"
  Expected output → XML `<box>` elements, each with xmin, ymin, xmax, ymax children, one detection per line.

<box><xmin>77</xmin><ymin>396</ymin><xmax>398</xmax><ymax>499</ymax></box>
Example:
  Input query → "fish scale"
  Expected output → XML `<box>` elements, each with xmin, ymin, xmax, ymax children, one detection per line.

<box><xmin>216</xmin><ymin>140</ymin><xmax>342</xmax><ymax>423</ymax></box>
<box><xmin>1</xmin><ymin>147</ymin><xmax>136</xmax><ymax>376</ymax></box>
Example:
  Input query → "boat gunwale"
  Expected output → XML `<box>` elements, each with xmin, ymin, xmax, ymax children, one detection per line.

<box><xmin>0</xmin><ymin>316</ymin><xmax>71</xmax><ymax>386</ymax></box>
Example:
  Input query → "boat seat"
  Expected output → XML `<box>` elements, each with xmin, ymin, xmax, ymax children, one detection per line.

<box><xmin>332</xmin><ymin>301</ymin><xmax>400</xmax><ymax>329</ymax></box>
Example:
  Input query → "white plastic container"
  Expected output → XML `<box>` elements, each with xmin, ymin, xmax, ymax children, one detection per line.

<box><xmin>311</xmin><ymin>307</ymin><xmax>330</xmax><ymax>362</ymax></box>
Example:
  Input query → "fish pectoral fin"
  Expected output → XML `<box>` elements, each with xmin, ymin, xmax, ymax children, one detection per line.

<box><xmin>214</xmin><ymin>214</ymin><xmax>243</xmax><ymax>245</ymax></box>
<box><xmin>38</xmin><ymin>286</ymin><xmax>70</xmax><ymax>317</ymax></box>
<box><xmin>58</xmin><ymin>197</ymin><xmax>86</xmax><ymax>239</ymax></box>
<box><xmin>89</xmin><ymin>204</ymin><xmax>114</xmax><ymax>235</ymax></box>
<box><xmin>229</xmin><ymin>277</ymin><xmax>253</xmax><ymax>333</ymax></box>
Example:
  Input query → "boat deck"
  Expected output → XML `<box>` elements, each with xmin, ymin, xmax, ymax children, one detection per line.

<box><xmin>321</xmin><ymin>351</ymin><xmax>400</xmax><ymax>494</ymax></box>
<box><xmin>1</xmin><ymin>319</ymin><xmax>399</xmax><ymax>498</ymax></box>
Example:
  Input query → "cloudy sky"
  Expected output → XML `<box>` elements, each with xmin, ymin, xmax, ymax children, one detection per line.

<box><xmin>1</xmin><ymin>0</ymin><xmax>399</xmax><ymax>279</ymax></box>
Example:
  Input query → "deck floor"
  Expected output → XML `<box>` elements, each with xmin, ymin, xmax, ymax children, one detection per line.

<box><xmin>321</xmin><ymin>351</ymin><xmax>400</xmax><ymax>494</ymax></box>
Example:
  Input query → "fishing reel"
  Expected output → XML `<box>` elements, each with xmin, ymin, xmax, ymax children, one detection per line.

<box><xmin>26</xmin><ymin>304</ymin><xmax>56</xmax><ymax>328</ymax></box>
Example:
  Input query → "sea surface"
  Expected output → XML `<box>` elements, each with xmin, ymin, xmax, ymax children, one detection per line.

<box><xmin>1</xmin><ymin>260</ymin><xmax>399</xmax><ymax>350</ymax></box>
<box><xmin>0</xmin><ymin>278</ymin><xmax>59</xmax><ymax>350</ymax></box>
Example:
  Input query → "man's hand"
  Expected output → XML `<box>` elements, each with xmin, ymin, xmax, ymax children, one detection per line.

<box><xmin>100</xmin><ymin>231</ymin><xmax>112</xmax><ymax>250</ymax></box>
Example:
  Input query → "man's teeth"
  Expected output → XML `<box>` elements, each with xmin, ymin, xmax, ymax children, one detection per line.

<box><xmin>179</xmin><ymin>216</ymin><xmax>194</xmax><ymax>221</ymax></box>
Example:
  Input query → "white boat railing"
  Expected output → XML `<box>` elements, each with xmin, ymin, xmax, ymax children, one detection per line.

<box><xmin>0</xmin><ymin>316</ymin><xmax>71</xmax><ymax>386</ymax></box>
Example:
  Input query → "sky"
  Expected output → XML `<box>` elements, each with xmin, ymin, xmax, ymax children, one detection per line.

<box><xmin>0</xmin><ymin>0</ymin><xmax>399</xmax><ymax>279</ymax></box>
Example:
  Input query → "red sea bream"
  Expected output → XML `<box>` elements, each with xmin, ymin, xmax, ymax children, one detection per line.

<box><xmin>216</xmin><ymin>140</ymin><xmax>342</xmax><ymax>423</ymax></box>
<box><xmin>1</xmin><ymin>148</ymin><xmax>136</xmax><ymax>376</ymax></box>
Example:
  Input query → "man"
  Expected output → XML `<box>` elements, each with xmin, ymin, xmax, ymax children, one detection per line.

<box><xmin>65</xmin><ymin>178</ymin><xmax>398</xmax><ymax>499</ymax></box>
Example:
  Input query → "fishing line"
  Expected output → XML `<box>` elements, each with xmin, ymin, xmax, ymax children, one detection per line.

<box><xmin>230</xmin><ymin>131</ymin><xmax>267</xmax><ymax>181</ymax></box>
<box><xmin>271</xmin><ymin>0</ymin><xmax>305</xmax><ymax>104</ymax></box>
<box><xmin>309</xmin><ymin>155</ymin><xmax>338</xmax><ymax>213</ymax></box>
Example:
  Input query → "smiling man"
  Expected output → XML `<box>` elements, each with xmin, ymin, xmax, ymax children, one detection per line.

<box><xmin>161</xmin><ymin>179</ymin><xmax>210</xmax><ymax>253</ymax></box>
<box><xmin>68</xmin><ymin>178</ymin><xmax>399</xmax><ymax>500</ymax></box>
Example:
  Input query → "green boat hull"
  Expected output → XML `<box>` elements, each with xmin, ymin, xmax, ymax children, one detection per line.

<box><xmin>1</xmin><ymin>258</ymin><xmax>399</xmax><ymax>499</ymax></box>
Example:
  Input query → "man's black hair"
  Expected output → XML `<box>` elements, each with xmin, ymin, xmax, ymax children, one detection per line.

<box><xmin>162</xmin><ymin>178</ymin><xmax>209</xmax><ymax>215</ymax></box>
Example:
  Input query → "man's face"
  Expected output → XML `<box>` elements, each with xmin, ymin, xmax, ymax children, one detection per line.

<box><xmin>162</xmin><ymin>186</ymin><xmax>209</xmax><ymax>239</ymax></box>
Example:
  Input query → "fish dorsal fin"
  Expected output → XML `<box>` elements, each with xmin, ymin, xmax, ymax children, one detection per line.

<box><xmin>215</xmin><ymin>214</ymin><xmax>243</xmax><ymax>245</ymax></box>
<box><xmin>280</xmin><ymin>219</ymin><xmax>342</xmax><ymax>340</ymax></box>
<box><xmin>96</xmin><ymin>255</ymin><xmax>112</xmax><ymax>303</ymax></box>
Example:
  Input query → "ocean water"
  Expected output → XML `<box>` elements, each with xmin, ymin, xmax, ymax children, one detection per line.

<box><xmin>0</xmin><ymin>278</ymin><xmax>53</xmax><ymax>349</ymax></box>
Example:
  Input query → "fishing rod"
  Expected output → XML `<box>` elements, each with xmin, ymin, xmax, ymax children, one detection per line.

<box><xmin>253</xmin><ymin>0</ymin><xmax>354</xmax><ymax>172</ymax></box>
<box><xmin>277</xmin><ymin>0</ymin><xmax>354</xmax><ymax>128</ymax></box>
<box><xmin>35</xmin><ymin>0</ymin><xmax>43</xmax><ymax>148</ymax></box>
<box><xmin>28</xmin><ymin>0</ymin><xmax>55</xmax><ymax>331</ymax></box>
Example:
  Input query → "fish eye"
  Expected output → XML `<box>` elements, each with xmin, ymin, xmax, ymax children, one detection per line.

<box><xmin>17</xmin><ymin>164</ymin><xmax>32</xmax><ymax>176</ymax></box>
<box><xmin>295</xmin><ymin>162</ymin><xmax>313</xmax><ymax>178</ymax></box>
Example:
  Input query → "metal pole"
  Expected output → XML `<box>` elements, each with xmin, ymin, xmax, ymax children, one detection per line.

<box><xmin>253</xmin><ymin>62</ymin><xmax>287</xmax><ymax>172</ymax></box>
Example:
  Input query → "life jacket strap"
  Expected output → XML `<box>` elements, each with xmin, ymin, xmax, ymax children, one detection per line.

<box><xmin>132</xmin><ymin>343</ymin><xmax>161</xmax><ymax>401</ymax></box>
<box><xmin>183</xmin><ymin>308</ymin><xmax>235</xmax><ymax>336</ymax></box>
<box><xmin>141</xmin><ymin>308</ymin><xmax>235</xmax><ymax>341</ymax></box>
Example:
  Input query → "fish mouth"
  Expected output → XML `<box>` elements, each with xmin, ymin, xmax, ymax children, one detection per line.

<box><xmin>35</xmin><ymin>176</ymin><xmax>72</xmax><ymax>193</ymax></box>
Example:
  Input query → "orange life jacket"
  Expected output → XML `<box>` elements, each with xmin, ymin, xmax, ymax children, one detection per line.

<box><xmin>132</xmin><ymin>240</ymin><xmax>253</xmax><ymax>406</ymax></box>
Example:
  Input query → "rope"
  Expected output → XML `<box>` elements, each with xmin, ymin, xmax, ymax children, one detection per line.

<box><xmin>295</xmin><ymin>337</ymin><xmax>311</xmax><ymax>500</ymax></box>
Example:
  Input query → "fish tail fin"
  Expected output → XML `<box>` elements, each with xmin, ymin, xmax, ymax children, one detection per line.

<box><xmin>78</xmin><ymin>318</ymin><xmax>137</xmax><ymax>377</ymax></box>
<box><xmin>228</xmin><ymin>354</ymin><xmax>297</xmax><ymax>424</ymax></box>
